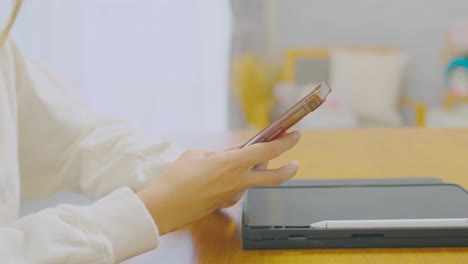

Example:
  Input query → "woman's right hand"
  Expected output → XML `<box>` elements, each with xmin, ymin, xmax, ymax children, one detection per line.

<box><xmin>137</xmin><ymin>131</ymin><xmax>301</xmax><ymax>235</ymax></box>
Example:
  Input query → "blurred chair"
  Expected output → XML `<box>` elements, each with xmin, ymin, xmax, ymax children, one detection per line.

<box><xmin>279</xmin><ymin>48</ymin><xmax>426</xmax><ymax>128</ymax></box>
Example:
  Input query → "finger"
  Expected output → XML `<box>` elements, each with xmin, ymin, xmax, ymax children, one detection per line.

<box><xmin>245</xmin><ymin>161</ymin><xmax>299</xmax><ymax>188</ymax></box>
<box><xmin>202</xmin><ymin>150</ymin><xmax>217</xmax><ymax>157</ymax></box>
<box><xmin>182</xmin><ymin>149</ymin><xmax>216</xmax><ymax>158</ymax></box>
<box><xmin>252</xmin><ymin>161</ymin><xmax>268</xmax><ymax>170</ymax></box>
<box><xmin>225</xmin><ymin>131</ymin><xmax>291</xmax><ymax>152</ymax></box>
<box><xmin>220</xmin><ymin>192</ymin><xmax>244</xmax><ymax>208</ymax></box>
<box><xmin>224</xmin><ymin>143</ymin><xmax>243</xmax><ymax>152</ymax></box>
<box><xmin>229</xmin><ymin>131</ymin><xmax>301</xmax><ymax>166</ymax></box>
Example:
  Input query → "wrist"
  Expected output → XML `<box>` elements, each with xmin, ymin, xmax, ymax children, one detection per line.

<box><xmin>137</xmin><ymin>187</ymin><xmax>172</xmax><ymax>235</ymax></box>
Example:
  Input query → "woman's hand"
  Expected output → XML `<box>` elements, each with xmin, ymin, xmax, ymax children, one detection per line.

<box><xmin>137</xmin><ymin>131</ymin><xmax>301</xmax><ymax>235</ymax></box>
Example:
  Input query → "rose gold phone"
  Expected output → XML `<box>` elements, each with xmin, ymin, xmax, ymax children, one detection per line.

<box><xmin>242</xmin><ymin>82</ymin><xmax>332</xmax><ymax>147</ymax></box>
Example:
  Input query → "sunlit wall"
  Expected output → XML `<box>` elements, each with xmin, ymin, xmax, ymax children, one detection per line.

<box><xmin>12</xmin><ymin>0</ymin><xmax>231</xmax><ymax>136</ymax></box>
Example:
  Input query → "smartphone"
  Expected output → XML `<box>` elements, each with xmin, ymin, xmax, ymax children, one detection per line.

<box><xmin>242</xmin><ymin>82</ymin><xmax>331</xmax><ymax>147</ymax></box>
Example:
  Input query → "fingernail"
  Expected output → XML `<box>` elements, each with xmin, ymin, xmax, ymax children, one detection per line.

<box><xmin>293</xmin><ymin>131</ymin><xmax>301</xmax><ymax>139</ymax></box>
<box><xmin>283</xmin><ymin>161</ymin><xmax>299</xmax><ymax>180</ymax></box>
<box><xmin>289</xmin><ymin>160</ymin><xmax>299</xmax><ymax>170</ymax></box>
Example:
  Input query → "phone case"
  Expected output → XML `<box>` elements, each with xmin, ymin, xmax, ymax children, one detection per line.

<box><xmin>242</xmin><ymin>82</ymin><xmax>331</xmax><ymax>147</ymax></box>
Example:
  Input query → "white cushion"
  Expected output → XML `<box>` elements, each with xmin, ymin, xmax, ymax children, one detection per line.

<box><xmin>330</xmin><ymin>49</ymin><xmax>408</xmax><ymax>126</ymax></box>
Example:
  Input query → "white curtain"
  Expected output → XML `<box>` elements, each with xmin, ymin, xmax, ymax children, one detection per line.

<box><xmin>12</xmin><ymin>0</ymin><xmax>231</xmax><ymax>135</ymax></box>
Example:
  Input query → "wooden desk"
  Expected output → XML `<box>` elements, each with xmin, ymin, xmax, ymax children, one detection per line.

<box><xmin>134</xmin><ymin>128</ymin><xmax>468</xmax><ymax>263</ymax></box>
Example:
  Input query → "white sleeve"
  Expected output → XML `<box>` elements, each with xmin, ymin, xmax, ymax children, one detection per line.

<box><xmin>8</xmin><ymin>39</ymin><xmax>183</xmax><ymax>200</ymax></box>
<box><xmin>0</xmin><ymin>187</ymin><xmax>158</xmax><ymax>263</ymax></box>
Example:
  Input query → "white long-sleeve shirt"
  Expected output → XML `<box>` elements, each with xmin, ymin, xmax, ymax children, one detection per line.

<box><xmin>0</xmin><ymin>38</ymin><xmax>182</xmax><ymax>263</ymax></box>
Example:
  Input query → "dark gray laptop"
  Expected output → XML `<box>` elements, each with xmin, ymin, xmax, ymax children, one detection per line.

<box><xmin>242</xmin><ymin>178</ymin><xmax>468</xmax><ymax>249</ymax></box>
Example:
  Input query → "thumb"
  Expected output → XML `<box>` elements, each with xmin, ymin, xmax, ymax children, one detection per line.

<box><xmin>245</xmin><ymin>161</ymin><xmax>299</xmax><ymax>187</ymax></box>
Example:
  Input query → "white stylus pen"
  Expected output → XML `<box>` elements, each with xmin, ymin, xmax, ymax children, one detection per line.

<box><xmin>310</xmin><ymin>218</ymin><xmax>468</xmax><ymax>229</ymax></box>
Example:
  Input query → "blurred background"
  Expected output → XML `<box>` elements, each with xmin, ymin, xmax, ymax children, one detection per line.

<box><xmin>11</xmin><ymin>0</ymin><xmax>468</xmax><ymax>135</ymax></box>
<box><xmin>12</xmin><ymin>0</ymin><xmax>231</xmax><ymax>136</ymax></box>
<box><xmin>7</xmin><ymin>1</ymin><xmax>468</xmax><ymax>262</ymax></box>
